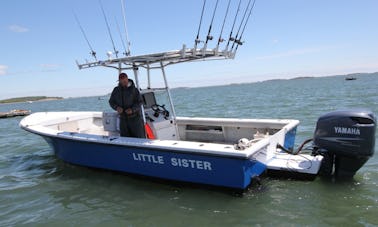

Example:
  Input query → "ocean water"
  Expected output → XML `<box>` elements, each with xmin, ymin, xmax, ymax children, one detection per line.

<box><xmin>0</xmin><ymin>74</ymin><xmax>377</xmax><ymax>226</ymax></box>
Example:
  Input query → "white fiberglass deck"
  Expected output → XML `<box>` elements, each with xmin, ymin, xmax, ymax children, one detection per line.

<box><xmin>20</xmin><ymin>112</ymin><xmax>293</xmax><ymax>157</ymax></box>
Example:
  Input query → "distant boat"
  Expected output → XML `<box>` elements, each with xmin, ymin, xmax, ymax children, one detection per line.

<box><xmin>345</xmin><ymin>76</ymin><xmax>357</xmax><ymax>81</ymax></box>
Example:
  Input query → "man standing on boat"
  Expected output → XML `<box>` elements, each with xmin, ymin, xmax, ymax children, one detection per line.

<box><xmin>109</xmin><ymin>73</ymin><xmax>146</xmax><ymax>138</ymax></box>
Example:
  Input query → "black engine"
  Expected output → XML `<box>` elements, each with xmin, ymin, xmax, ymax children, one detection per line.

<box><xmin>313</xmin><ymin>110</ymin><xmax>376</xmax><ymax>178</ymax></box>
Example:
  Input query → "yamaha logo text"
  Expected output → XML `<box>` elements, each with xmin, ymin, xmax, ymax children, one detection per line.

<box><xmin>334</xmin><ymin>126</ymin><xmax>360</xmax><ymax>135</ymax></box>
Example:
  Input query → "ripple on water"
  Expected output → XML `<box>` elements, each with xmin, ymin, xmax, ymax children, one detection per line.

<box><xmin>0</xmin><ymin>74</ymin><xmax>377</xmax><ymax>225</ymax></box>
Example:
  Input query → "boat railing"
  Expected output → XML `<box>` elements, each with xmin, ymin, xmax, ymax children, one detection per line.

<box><xmin>76</xmin><ymin>46</ymin><xmax>235</xmax><ymax>71</ymax></box>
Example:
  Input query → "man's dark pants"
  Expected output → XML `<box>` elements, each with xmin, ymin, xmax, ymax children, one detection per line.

<box><xmin>120</xmin><ymin>115</ymin><xmax>146</xmax><ymax>138</ymax></box>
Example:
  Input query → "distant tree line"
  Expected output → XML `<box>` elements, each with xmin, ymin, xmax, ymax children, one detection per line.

<box><xmin>0</xmin><ymin>96</ymin><xmax>63</xmax><ymax>104</ymax></box>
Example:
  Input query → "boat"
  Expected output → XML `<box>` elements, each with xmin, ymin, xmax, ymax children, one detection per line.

<box><xmin>345</xmin><ymin>76</ymin><xmax>357</xmax><ymax>81</ymax></box>
<box><xmin>20</xmin><ymin>1</ymin><xmax>376</xmax><ymax>190</ymax></box>
<box><xmin>0</xmin><ymin>109</ymin><xmax>31</xmax><ymax>118</ymax></box>
<box><xmin>19</xmin><ymin>50</ymin><xmax>376</xmax><ymax>189</ymax></box>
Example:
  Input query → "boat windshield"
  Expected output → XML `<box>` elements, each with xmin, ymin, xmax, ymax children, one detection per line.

<box><xmin>141</xmin><ymin>89</ymin><xmax>173</xmax><ymax>114</ymax></box>
<box><xmin>155</xmin><ymin>90</ymin><xmax>173</xmax><ymax>114</ymax></box>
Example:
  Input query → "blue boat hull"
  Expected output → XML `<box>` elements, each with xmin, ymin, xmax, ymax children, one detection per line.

<box><xmin>42</xmin><ymin>136</ymin><xmax>267</xmax><ymax>189</ymax></box>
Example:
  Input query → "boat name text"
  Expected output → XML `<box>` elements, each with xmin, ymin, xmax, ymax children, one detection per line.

<box><xmin>132</xmin><ymin>153</ymin><xmax>212</xmax><ymax>171</ymax></box>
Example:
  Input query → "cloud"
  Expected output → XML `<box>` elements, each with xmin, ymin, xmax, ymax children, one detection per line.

<box><xmin>255</xmin><ymin>45</ymin><xmax>339</xmax><ymax>60</ymax></box>
<box><xmin>0</xmin><ymin>65</ymin><xmax>8</xmax><ymax>75</ymax></box>
<box><xmin>2</xmin><ymin>64</ymin><xmax>62</xmax><ymax>76</ymax></box>
<box><xmin>8</xmin><ymin>25</ymin><xmax>29</xmax><ymax>33</ymax></box>
<box><xmin>40</xmin><ymin>64</ymin><xmax>61</xmax><ymax>68</ymax></box>
<box><xmin>320</xmin><ymin>62</ymin><xmax>378</xmax><ymax>76</ymax></box>
<box><xmin>39</xmin><ymin>63</ymin><xmax>61</xmax><ymax>72</ymax></box>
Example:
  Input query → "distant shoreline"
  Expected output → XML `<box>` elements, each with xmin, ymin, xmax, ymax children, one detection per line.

<box><xmin>1</xmin><ymin>72</ymin><xmax>377</xmax><ymax>101</ymax></box>
<box><xmin>0</xmin><ymin>96</ymin><xmax>63</xmax><ymax>104</ymax></box>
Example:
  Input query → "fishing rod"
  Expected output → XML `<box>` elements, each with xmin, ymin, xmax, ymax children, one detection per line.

<box><xmin>120</xmin><ymin>0</ymin><xmax>131</xmax><ymax>56</ymax></box>
<box><xmin>115</xmin><ymin>19</ymin><xmax>128</xmax><ymax>56</ymax></box>
<box><xmin>225</xmin><ymin>0</ymin><xmax>242</xmax><ymax>51</ymax></box>
<box><xmin>233</xmin><ymin>0</ymin><xmax>257</xmax><ymax>53</ymax></box>
<box><xmin>99</xmin><ymin>0</ymin><xmax>119</xmax><ymax>58</ymax></box>
<box><xmin>73</xmin><ymin>11</ymin><xmax>97</xmax><ymax>60</ymax></box>
<box><xmin>230</xmin><ymin>0</ymin><xmax>252</xmax><ymax>50</ymax></box>
<box><xmin>216</xmin><ymin>0</ymin><xmax>231</xmax><ymax>50</ymax></box>
<box><xmin>194</xmin><ymin>0</ymin><xmax>207</xmax><ymax>49</ymax></box>
<box><xmin>204</xmin><ymin>0</ymin><xmax>219</xmax><ymax>47</ymax></box>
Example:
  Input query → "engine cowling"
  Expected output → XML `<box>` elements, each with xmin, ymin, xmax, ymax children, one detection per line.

<box><xmin>313</xmin><ymin>110</ymin><xmax>376</xmax><ymax>178</ymax></box>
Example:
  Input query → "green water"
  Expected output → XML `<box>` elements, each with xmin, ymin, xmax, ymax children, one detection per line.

<box><xmin>1</xmin><ymin>74</ymin><xmax>377</xmax><ymax>226</ymax></box>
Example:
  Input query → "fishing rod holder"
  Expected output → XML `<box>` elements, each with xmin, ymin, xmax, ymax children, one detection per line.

<box><xmin>235</xmin><ymin>40</ymin><xmax>243</xmax><ymax>45</ymax></box>
<box><xmin>76</xmin><ymin>43</ymin><xmax>236</xmax><ymax>71</ymax></box>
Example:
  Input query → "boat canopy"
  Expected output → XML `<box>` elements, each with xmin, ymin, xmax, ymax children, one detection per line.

<box><xmin>76</xmin><ymin>46</ymin><xmax>235</xmax><ymax>71</ymax></box>
<box><xmin>75</xmin><ymin>0</ymin><xmax>257</xmax><ymax>71</ymax></box>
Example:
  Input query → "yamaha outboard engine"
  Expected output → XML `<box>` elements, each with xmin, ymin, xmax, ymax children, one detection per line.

<box><xmin>314</xmin><ymin>110</ymin><xmax>376</xmax><ymax>178</ymax></box>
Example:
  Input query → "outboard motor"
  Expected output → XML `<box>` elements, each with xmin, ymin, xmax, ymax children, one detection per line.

<box><xmin>313</xmin><ymin>110</ymin><xmax>376</xmax><ymax>178</ymax></box>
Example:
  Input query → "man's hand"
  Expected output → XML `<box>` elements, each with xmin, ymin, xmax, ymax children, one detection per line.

<box><xmin>116</xmin><ymin>107</ymin><xmax>124</xmax><ymax>114</ymax></box>
<box><xmin>126</xmin><ymin>108</ymin><xmax>133</xmax><ymax>115</ymax></box>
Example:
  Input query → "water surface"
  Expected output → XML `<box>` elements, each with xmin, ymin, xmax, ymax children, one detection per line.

<box><xmin>1</xmin><ymin>74</ymin><xmax>377</xmax><ymax>226</ymax></box>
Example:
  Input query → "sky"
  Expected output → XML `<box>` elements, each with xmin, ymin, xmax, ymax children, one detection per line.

<box><xmin>1</xmin><ymin>0</ymin><xmax>378</xmax><ymax>100</ymax></box>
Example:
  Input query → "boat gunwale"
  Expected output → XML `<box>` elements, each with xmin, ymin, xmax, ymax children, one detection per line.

<box><xmin>19</xmin><ymin>111</ymin><xmax>299</xmax><ymax>159</ymax></box>
<box><xmin>20</xmin><ymin>123</ymin><xmax>269</xmax><ymax>159</ymax></box>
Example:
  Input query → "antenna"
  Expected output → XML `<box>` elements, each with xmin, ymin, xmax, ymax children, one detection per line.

<box><xmin>120</xmin><ymin>0</ymin><xmax>131</xmax><ymax>56</ymax></box>
<box><xmin>99</xmin><ymin>0</ymin><xmax>119</xmax><ymax>58</ymax></box>
<box><xmin>73</xmin><ymin>10</ymin><xmax>97</xmax><ymax>60</ymax></box>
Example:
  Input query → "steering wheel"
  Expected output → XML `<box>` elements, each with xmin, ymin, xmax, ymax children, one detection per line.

<box><xmin>151</xmin><ymin>104</ymin><xmax>170</xmax><ymax>118</ymax></box>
